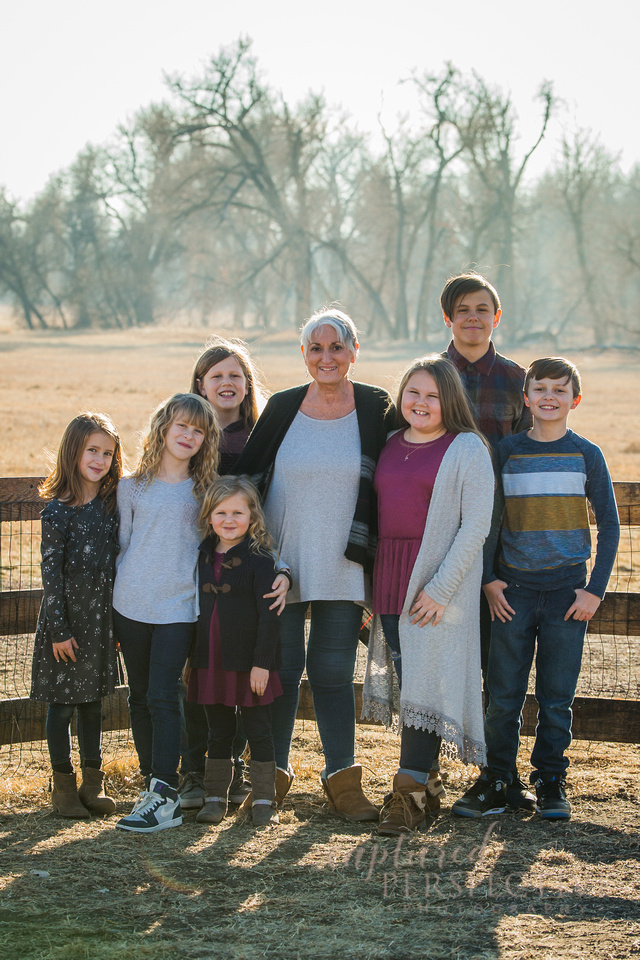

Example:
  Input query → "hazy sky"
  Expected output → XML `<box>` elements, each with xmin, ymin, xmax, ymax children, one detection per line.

<box><xmin>2</xmin><ymin>0</ymin><xmax>636</xmax><ymax>202</ymax></box>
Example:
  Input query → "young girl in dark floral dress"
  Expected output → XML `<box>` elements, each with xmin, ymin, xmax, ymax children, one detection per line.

<box><xmin>31</xmin><ymin>413</ymin><xmax>124</xmax><ymax>818</ymax></box>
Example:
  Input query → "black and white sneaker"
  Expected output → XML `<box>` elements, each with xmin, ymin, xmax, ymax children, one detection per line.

<box><xmin>116</xmin><ymin>778</ymin><xmax>182</xmax><ymax>833</ymax></box>
<box><xmin>452</xmin><ymin>770</ymin><xmax>508</xmax><ymax>818</ymax></box>
<box><xmin>506</xmin><ymin>771</ymin><xmax>536</xmax><ymax>811</ymax></box>
<box><xmin>535</xmin><ymin>775</ymin><xmax>571</xmax><ymax>820</ymax></box>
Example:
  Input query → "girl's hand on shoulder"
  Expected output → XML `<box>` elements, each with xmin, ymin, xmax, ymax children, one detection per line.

<box><xmin>410</xmin><ymin>591</ymin><xmax>445</xmax><ymax>627</ymax></box>
<box><xmin>250</xmin><ymin>666</ymin><xmax>269</xmax><ymax>696</ymax></box>
<box><xmin>53</xmin><ymin>638</ymin><xmax>79</xmax><ymax>663</ymax></box>
<box><xmin>264</xmin><ymin>573</ymin><xmax>290</xmax><ymax>615</ymax></box>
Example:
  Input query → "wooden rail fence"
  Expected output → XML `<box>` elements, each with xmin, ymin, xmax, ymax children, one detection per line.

<box><xmin>2</xmin><ymin>477</ymin><xmax>639</xmax><ymax>747</ymax></box>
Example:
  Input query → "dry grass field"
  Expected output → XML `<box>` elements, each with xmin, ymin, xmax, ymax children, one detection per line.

<box><xmin>0</xmin><ymin>325</ymin><xmax>639</xmax><ymax>478</ymax></box>
<box><xmin>1</xmin><ymin>325</ymin><xmax>639</xmax><ymax>959</ymax></box>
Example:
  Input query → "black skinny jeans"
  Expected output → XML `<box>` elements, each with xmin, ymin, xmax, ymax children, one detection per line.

<box><xmin>204</xmin><ymin>703</ymin><xmax>274</xmax><ymax>763</ymax></box>
<box><xmin>46</xmin><ymin>701</ymin><xmax>103</xmax><ymax>772</ymax></box>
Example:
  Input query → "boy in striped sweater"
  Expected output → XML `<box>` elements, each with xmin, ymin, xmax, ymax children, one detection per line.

<box><xmin>453</xmin><ymin>357</ymin><xmax>620</xmax><ymax>820</ymax></box>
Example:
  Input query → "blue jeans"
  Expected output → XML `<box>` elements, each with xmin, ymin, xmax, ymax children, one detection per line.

<box><xmin>114</xmin><ymin>611</ymin><xmax>193</xmax><ymax>788</ymax></box>
<box><xmin>46</xmin><ymin>701</ymin><xmax>103</xmax><ymax>772</ymax></box>
<box><xmin>273</xmin><ymin>600</ymin><xmax>363</xmax><ymax>775</ymax></box>
<box><xmin>484</xmin><ymin>582</ymin><xmax>587</xmax><ymax>778</ymax></box>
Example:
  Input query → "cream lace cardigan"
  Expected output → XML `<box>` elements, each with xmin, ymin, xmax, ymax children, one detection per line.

<box><xmin>362</xmin><ymin>431</ymin><xmax>494</xmax><ymax>765</ymax></box>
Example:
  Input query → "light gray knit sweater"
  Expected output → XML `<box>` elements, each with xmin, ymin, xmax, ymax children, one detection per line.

<box><xmin>362</xmin><ymin>432</ymin><xmax>494</xmax><ymax>765</ymax></box>
<box><xmin>113</xmin><ymin>476</ymin><xmax>201</xmax><ymax>625</ymax></box>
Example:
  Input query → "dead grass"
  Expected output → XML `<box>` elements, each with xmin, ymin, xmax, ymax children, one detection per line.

<box><xmin>0</xmin><ymin>326</ymin><xmax>639</xmax><ymax>479</ymax></box>
<box><xmin>1</xmin><ymin>727</ymin><xmax>639</xmax><ymax>960</ymax></box>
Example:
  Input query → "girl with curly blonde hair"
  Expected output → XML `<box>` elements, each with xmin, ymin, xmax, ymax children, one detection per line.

<box><xmin>188</xmin><ymin>476</ymin><xmax>285</xmax><ymax>827</ymax></box>
<box><xmin>112</xmin><ymin>394</ymin><xmax>219</xmax><ymax>833</ymax></box>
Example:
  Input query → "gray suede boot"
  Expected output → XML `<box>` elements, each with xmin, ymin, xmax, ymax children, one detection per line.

<box><xmin>196</xmin><ymin>759</ymin><xmax>233</xmax><ymax>824</ymax></box>
<box><xmin>250</xmin><ymin>761</ymin><xmax>279</xmax><ymax>827</ymax></box>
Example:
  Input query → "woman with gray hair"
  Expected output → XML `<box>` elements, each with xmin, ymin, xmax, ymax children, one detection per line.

<box><xmin>234</xmin><ymin>309</ymin><xmax>395</xmax><ymax>819</ymax></box>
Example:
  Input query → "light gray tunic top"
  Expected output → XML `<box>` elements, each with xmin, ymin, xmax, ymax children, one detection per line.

<box><xmin>264</xmin><ymin>410</ymin><xmax>368</xmax><ymax>604</ymax></box>
<box><xmin>113</xmin><ymin>476</ymin><xmax>201</xmax><ymax>625</ymax></box>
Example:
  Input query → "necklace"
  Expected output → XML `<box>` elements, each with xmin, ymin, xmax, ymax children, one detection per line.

<box><xmin>400</xmin><ymin>429</ymin><xmax>447</xmax><ymax>461</ymax></box>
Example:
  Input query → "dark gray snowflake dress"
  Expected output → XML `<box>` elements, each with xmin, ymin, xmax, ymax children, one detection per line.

<box><xmin>30</xmin><ymin>497</ymin><xmax>119</xmax><ymax>704</ymax></box>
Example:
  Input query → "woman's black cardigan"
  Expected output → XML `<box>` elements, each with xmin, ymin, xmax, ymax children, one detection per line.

<box><xmin>191</xmin><ymin>537</ymin><xmax>281</xmax><ymax>673</ymax></box>
<box><xmin>232</xmin><ymin>381</ymin><xmax>395</xmax><ymax>574</ymax></box>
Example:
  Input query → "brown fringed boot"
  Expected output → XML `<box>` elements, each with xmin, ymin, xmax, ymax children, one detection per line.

<box><xmin>378</xmin><ymin>773</ymin><xmax>428</xmax><ymax>835</ymax></box>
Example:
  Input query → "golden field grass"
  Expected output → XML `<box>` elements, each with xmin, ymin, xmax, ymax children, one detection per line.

<box><xmin>1</xmin><ymin>325</ymin><xmax>639</xmax><ymax>959</ymax></box>
<box><xmin>0</xmin><ymin>325</ymin><xmax>639</xmax><ymax>479</ymax></box>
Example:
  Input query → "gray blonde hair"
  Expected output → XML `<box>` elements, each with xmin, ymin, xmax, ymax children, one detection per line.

<box><xmin>300</xmin><ymin>308</ymin><xmax>359</xmax><ymax>356</ymax></box>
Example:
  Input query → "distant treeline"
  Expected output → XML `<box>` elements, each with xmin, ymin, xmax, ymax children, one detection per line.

<box><xmin>1</xmin><ymin>40</ymin><xmax>638</xmax><ymax>346</ymax></box>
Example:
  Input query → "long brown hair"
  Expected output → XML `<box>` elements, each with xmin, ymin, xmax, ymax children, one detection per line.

<box><xmin>395</xmin><ymin>355</ymin><xmax>490</xmax><ymax>450</ymax></box>
<box><xmin>39</xmin><ymin>412</ymin><xmax>123</xmax><ymax>513</ymax></box>
<box><xmin>190</xmin><ymin>337</ymin><xmax>266</xmax><ymax>430</ymax></box>
<box><xmin>133</xmin><ymin>394</ymin><xmax>219</xmax><ymax>501</ymax></box>
<box><xmin>199</xmin><ymin>475</ymin><xmax>276</xmax><ymax>557</ymax></box>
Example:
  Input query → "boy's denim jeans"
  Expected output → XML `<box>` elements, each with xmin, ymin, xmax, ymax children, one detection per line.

<box><xmin>272</xmin><ymin>600</ymin><xmax>363</xmax><ymax>775</ymax></box>
<box><xmin>484</xmin><ymin>581</ymin><xmax>588</xmax><ymax>779</ymax></box>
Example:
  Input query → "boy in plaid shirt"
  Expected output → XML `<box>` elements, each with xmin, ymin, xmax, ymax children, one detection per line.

<box><xmin>439</xmin><ymin>273</ymin><xmax>534</xmax><ymax>809</ymax></box>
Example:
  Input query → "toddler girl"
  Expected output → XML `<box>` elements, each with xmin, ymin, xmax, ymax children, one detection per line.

<box><xmin>31</xmin><ymin>413</ymin><xmax>123</xmax><ymax>818</ymax></box>
<box><xmin>363</xmin><ymin>355</ymin><xmax>494</xmax><ymax>834</ymax></box>
<box><xmin>188</xmin><ymin>476</ymin><xmax>283</xmax><ymax>827</ymax></box>
<box><xmin>113</xmin><ymin>393</ymin><xmax>218</xmax><ymax>833</ymax></box>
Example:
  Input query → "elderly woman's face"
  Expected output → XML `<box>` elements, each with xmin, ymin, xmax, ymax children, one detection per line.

<box><xmin>302</xmin><ymin>324</ymin><xmax>356</xmax><ymax>385</ymax></box>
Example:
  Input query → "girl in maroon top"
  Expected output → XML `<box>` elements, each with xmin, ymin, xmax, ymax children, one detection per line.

<box><xmin>373</xmin><ymin>358</ymin><xmax>460</xmax><ymax>679</ymax></box>
<box><xmin>372</xmin><ymin>355</ymin><xmax>489</xmax><ymax>826</ymax></box>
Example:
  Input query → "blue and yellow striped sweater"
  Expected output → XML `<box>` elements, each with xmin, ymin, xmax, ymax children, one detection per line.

<box><xmin>483</xmin><ymin>429</ymin><xmax>619</xmax><ymax>596</ymax></box>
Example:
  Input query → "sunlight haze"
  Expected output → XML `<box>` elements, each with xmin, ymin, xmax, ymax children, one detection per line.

<box><xmin>2</xmin><ymin>0</ymin><xmax>636</xmax><ymax>201</ymax></box>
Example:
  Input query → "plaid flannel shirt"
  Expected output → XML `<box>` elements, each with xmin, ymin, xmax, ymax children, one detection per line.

<box><xmin>443</xmin><ymin>340</ymin><xmax>532</xmax><ymax>452</ymax></box>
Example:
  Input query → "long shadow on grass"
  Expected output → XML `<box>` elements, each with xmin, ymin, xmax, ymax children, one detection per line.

<box><xmin>1</xmin><ymin>795</ymin><xmax>639</xmax><ymax>959</ymax></box>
